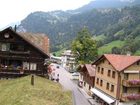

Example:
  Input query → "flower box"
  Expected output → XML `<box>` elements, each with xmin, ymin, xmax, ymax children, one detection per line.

<box><xmin>128</xmin><ymin>80</ymin><xmax>140</xmax><ymax>85</ymax></box>
<box><xmin>127</xmin><ymin>94</ymin><xmax>140</xmax><ymax>100</ymax></box>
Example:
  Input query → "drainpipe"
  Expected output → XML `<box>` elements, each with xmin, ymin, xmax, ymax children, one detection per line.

<box><xmin>116</xmin><ymin>72</ymin><xmax>121</xmax><ymax>105</ymax></box>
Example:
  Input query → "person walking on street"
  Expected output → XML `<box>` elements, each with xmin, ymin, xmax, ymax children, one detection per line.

<box><xmin>56</xmin><ymin>74</ymin><xmax>59</xmax><ymax>82</ymax></box>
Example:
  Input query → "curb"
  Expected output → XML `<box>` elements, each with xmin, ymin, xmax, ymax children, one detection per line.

<box><xmin>77</xmin><ymin>87</ymin><xmax>97</xmax><ymax>105</ymax></box>
<box><xmin>77</xmin><ymin>87</ymin><xmax>91</xmax><ymax>99</ymax></box>
<box><xmin>72</xmin><ymin>90</ymin><xmax>76</xmax><ymax>105</ymax></box>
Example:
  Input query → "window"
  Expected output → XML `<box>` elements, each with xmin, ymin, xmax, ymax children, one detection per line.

<box><xmin>100</xmin><ymin>80</ymin><xmax>103</xmax><ymax>86</ymax></box>
<box><xmin>89</xmin><ymin>86</ymin><xmax>91</xmax><ymax>90</ymax></box>
<box><xmin>98</xmin><ymin>67</ymin><xmax>100</xmax><ymax>73</ymax></box>
<box><xmin>101</xmin><ymin>68</ymin><xmax>104</xmax><ymax>74</ymax></box>
<box><xmin>123</xmin><ymin>86</ymin><xmax>127</xmax><ymax>93</ymax></box>
<box><xmin>30</xmin><ymin>63</ymin><xmax>37</xmax><ymax>70</ymax></box>
<box><xmin>23</xmin><ymin>62</ymin><xmax>29</xmax><ymax>70</ymax></box>
<box><xmin>137</xmin><ymin>62</ymin><xmax>139</xmax><ymax>65</ymax></box>
<box><xmin>0</xmin><ymin>43</ymin><xmax>10</xmax><ymax>51</ymax></box>
<box><xmin>108</xmin><ymin>70</ymin><xmax>111</xmax><ymax>76</ymax></box>
<box><xmin>96</xmin><ymin>78</ymin><xmax>99</xmax><ymax>84</ymax></box>
<box><xmin>112</xmin><ymin>71</ymin><xmax>115</xmax><ymax>78</ymax></box>
<box><xmin>84</xmin><ymin>82</ymin><xmax>86</xmax><ymax>86</ymax></box>
<box><xmin>90</xmin><ymin>77</ymin><xmax>92</xmax><ymax>80</ymax></box>
<box><xmin>111</xmin><ymin>85</ymin><xmax>114</xmax><ymax>92</ymax></box>
<box><xmin>106</xmin><ymin>83</ymin><xmax>109</xmax><ymax>90</ymax></box>
<box><xmin>124</xmin><ymin>74</ymin><xmax>128</xmax><ymax>80</ymax></box>
<box><xmin>102</xmin><ymin>60</ymin><xmax>104</xmax><ymax>63</ymax></box>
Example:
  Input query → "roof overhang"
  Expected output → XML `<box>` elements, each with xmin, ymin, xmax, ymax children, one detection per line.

<box><xmin>0</xmin><ymin>27</ymin><xmax>49</xmax><ymax>58</ymax></box>
<box><xmin>124</xmin><ymin>70</ymin><xmax>140</xmax><ymax>73</ymax></box>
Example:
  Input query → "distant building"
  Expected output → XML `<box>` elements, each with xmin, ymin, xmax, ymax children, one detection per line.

<box><xmin>91</xmin><ymin>54</ymin><xmax>140</xmax><ymax>105</ymax></box>
<box><xmin>0</xmin><ymin>27</ymin><xmax>49</xmax><ymax>78</ymax></box>
<box><xmin>61</xmin><ymin>50</ymin><xmax>76</xmax><ymax>71</ymax></box>
<box><xmin>50</xmin><ymin>54</ymin><xmax>62</xmax><ymax>64</ymax></box>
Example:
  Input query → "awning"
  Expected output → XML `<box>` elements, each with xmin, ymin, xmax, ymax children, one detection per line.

<box><xmin>91</xmin><ymin>88</ymin><xmax>115</xmax><ymax>104</ymax></box>
<box><xmin>124</xmin><ymin>70</ymin><xmax>139</xmax><ymax>73</ymax></box>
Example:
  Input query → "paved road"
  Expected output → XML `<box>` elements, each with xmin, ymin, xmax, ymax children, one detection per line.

<box><xmin>51</xmin><ymin>63</ymin><xmax>91</xmax><ymax>105</ymax></box>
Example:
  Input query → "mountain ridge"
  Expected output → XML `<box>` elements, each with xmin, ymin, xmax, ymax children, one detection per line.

<box><xmin>17</xmin><ymin>1</ymin><xmax>140</xmax><ymax>54</ymax></box>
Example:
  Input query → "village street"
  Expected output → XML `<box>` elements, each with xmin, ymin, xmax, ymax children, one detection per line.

<box><xmin>51</xmin><ymin>63</ymin><xmax>91</xmax><ymax>105</ymax></box>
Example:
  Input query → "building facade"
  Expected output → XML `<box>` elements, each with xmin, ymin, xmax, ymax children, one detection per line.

<box><xmin>91</xmin><ymin>54</ymin><xmax>140</xmax><ymax>105</ymax></box>
<box><xmin>61</xmin><ymin>50</ymin><xmax>75</xmax><ymax>71</ymax></box>
<box><xmin>0</xmin><ymin>27</ymin><xmax>49</xmax><ymax>78</ymax></box>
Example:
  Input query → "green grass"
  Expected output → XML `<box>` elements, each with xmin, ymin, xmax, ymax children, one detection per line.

<box><xmin>134</xmin><ymin>50</ymin><xmax>140</xmax><ymax>56</ymax></box>
<box><xmin>93</xmin><ymin>34</ymin><xmax>106</xmax><ymax>41</ymax></box>
<box><xmin>0</xmin><ymin>76</ymin><xmax>72</xmax><ymax>105</ymax></box>
<box><xmin>98</xmin><ymin>40</ymin><xmax>125</xmax><ymax>55</ymax></box>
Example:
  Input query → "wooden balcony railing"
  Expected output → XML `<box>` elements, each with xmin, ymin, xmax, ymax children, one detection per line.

<box><xmin>0</xmin><ymin>50</ymin><xmax>30</xmax><ymax>55</ymax></box>
<box><xmin>121</xmin><ymin>93</ymin><xmax>140</xmax><ymax>102</ymax></box>
<box><xmin>122</xmin><ymin>79</ymin><xmax>140</xmax><ymax>87</ymax></box>
<box><xmin>9</xmin><ymin>50</ymin><xmax>30</xmax><ymax>55</ymax></box>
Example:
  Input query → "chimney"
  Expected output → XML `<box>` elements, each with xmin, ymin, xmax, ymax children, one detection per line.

<box><xmin>126</xmin><ymin>51</ymin><xmax>131</xmax><ymax>56</ymax></box>
<box><xmin>14</xmin><ymin>25</ymin><xmax>17</xmax><ymax>32</ymax></box>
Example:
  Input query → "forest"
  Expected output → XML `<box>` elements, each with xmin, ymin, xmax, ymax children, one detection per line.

<box><xmin>18</xmin><ymin>4</ymin><xmax>140</xmax><ymax>55</ymax></box>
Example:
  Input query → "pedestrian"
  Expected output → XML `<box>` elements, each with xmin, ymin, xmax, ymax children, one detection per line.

<box><xmin>56</xmin><ymin>74</ymin><xmax>59</xmax><ymax>82</ymax></box>
<box><xmin>51</xmin><ymin>71</ymin><xmax>55</xmax><ymax>81</ymax></box>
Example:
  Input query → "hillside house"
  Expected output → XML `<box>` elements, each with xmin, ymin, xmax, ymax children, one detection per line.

<box><xmin>0</xmin><ymin>27</ymin><xmax>49</xmax><ymax>78</ymax></box>
<box><xmin>91</xmin><ymin>54</ymin><xmax>140</xmax><ymax>105</ymax></box>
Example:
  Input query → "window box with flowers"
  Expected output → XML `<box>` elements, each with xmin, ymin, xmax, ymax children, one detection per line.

<box><xmin>128</xmin><ymin>80</ymin><xmax>140</xmax><ymax>85</ymax></box>
<box><xmin>127</xmin><ymin>94</ymin><xmax>140</xmax><ymax>100</ymax></box>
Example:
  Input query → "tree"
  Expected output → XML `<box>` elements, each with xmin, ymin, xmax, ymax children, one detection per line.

<box><xmin>112</xmin><ymin>47</ymin><xmax>121</xmax><ymax>54</ymax></box>
<box><xmin>71</xmin><ymin>28</ymin><xmax>98</xmax><ymax>64</ymax></box>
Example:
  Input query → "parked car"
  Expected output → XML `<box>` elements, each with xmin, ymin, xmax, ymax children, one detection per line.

<box><xmin>69</xmin><ymin>69</ymin><xmax>76</xmax><ymax>73</ymax></box>
<box><xmin>72</xmin><ymin>72</ymin><xmax>80</xmax><ymax>80</ymax></box>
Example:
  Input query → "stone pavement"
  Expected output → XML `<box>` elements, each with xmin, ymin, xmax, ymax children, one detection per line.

<box><xmin>77</xmin><ymin>87</ymin><xmax>100</xmax><ymax>105</ymax></box>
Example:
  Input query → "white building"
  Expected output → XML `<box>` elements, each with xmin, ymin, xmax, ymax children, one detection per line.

<box><xmin>61</xmin><ymin>50</ymin><xmax>76</xmax><ymax>71</ymax></box>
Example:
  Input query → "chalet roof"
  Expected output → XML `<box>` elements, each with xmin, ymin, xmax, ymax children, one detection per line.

<box><xmin>19</xmin><ymin>32</ymin><xmax>49</xmax><ymax>54</ymax></box>
<box><xmin>83</xmin><ymin>64</ymin><xmax>95</xmax><ymax>77</ymax></box>
<box><xmin>0</xmin><ymin>27</ymin><xmax>49</xmax><ymax>58</ymax></box>
<box><xmin>93</xmin><ymin>54</ymin><xmax>140</xmax><ymax>72</ymax></box>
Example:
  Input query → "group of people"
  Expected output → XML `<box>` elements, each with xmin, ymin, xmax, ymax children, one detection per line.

<box><xmin>48</xmin><ymin>65</ymin><xmax>60</xmax><ymax>82</ymax></box>
<box><xmin>50</xmin><ymin>72</ymin><xmax>59</xmax><ymax>82</ymax></box>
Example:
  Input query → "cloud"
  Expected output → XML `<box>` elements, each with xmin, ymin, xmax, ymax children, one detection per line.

<box><xmin>120</xmin><ymin>0</ymin><xmax>135</xmax><ymax>2</ymax></box>
<box><xmin>0</xmin><ymin>0</ymin><xmax>92</xmax><ymax>28</ymax></box>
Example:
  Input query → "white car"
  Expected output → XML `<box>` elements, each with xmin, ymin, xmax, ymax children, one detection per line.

<box><xmin>72</xmin><ymin>72</ymin><xmax>80</xmax><ymax>80</ymax></box>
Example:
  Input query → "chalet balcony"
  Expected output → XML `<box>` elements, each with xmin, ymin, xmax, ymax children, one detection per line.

<box><xmin>9</xmin><ymin>50</ymin><xmax>30</xmax><ymax>55</ymax></box>
<box><xmin>0</xmin><ymin>68</ymin><xmax>45</xmax><ymax>79</ymax></box>
<box><xmin>0</xmin><ymin>50</ymin><xmax>30</xmax><ymax>56</ymax></box>
<box><xmin>121</xmin><ymin>93</ymin><xmax>140</xmax><ymax>102</ymax></box>
<box><xmin>122</xmin><ymin>79</ymin><xmax>140</xmax><ymax>87</ymax></box>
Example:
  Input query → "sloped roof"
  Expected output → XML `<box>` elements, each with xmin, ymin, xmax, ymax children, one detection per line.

<box><xmin>93</xmin><ymin>54</ymin><xmax>140</xmax><ymax>72</ymax></box>
<box><xmin>83</xmin><ymin>64</ymin><xmax>96</xmax><ymax>77</ymax></box>
<box><xmin>0</xmin><ymin>27</ymin><xmax>49</xmax><ymax>58</ymax></box>
<box><xmin>19</xmin><ymin>32</ymin><xmax>49</xmax><ymax>54</ymax></box>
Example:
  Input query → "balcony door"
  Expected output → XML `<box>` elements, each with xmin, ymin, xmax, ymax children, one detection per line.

<box><xmin>124</xmin><ymin>74</ymin><xmax>128</xmax><ymax>80</ymax></box>
<box><xmin>123</xmin><ymin>86</ymin><xmax>127</xmax><ymax>93</ymax></box>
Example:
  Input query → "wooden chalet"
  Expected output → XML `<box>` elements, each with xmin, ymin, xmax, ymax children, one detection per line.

<box><xmin>79</xmin><ymin>64</ymin><xmax>96</xmax><ymax>94</ymax></box>
<box><xmin>0</xmin><ymin>27</ymin><xmax>50</xmax><ymax>78</ymax></box>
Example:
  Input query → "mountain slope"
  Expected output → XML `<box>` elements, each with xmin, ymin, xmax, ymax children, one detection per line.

<box><xmin>74</xmin><ymin>0</ymin><xmax>140</xmax><ymax>12</ymax></box>
<box><xmin>18</xmin><ymin>4</ymin><xmax>140</xmax><ymax>53</ymax></box>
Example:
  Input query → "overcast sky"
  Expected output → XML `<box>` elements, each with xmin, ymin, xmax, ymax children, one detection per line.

<box><xmin>0</xmin><ymin>0</ymin><xmax>93</xmax><ymax>29</ymax></box>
